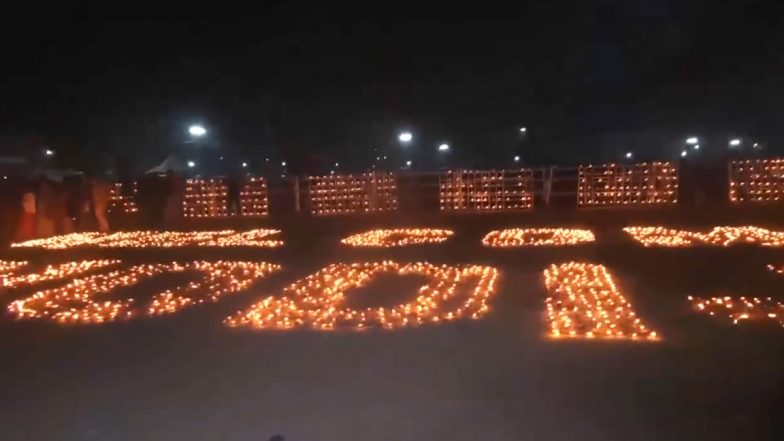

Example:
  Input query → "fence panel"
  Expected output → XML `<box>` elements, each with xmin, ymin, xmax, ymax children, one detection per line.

<box><xmin>578</xmin><ymin>162</ymin><xmax>678</xmax><ymax>206</ymax></box>
<box><xmin>729</xmin><ymin>158</ymin><xmax>784</xmax><ymax>203</ymax></box>
<box><xmin>306</xmin><ymin>172</ymin><xmax>398</xmax><ymax>215</ymax></box>
<box><xmin>439</xmin><ymin>169</ymin><xmax>534</xmax><ymax>211</ymax></box>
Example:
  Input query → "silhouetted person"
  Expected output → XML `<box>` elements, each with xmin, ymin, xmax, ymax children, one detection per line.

<box><xmin>226</xmin><ymin>174</ymin><xmax>241</xmax><ymax>215</ymax></box>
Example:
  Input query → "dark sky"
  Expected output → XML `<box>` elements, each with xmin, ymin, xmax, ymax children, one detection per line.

<box><xmin>2</xmin><ymin>1</ymin><xmax>784</xmax><ymax>172</ymax></box>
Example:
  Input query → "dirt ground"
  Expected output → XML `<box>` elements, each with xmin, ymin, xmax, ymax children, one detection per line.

<box><xmin>1</xmin><ymin>209</ymin><xmax>783</xmax><ymax>440</ymax></box>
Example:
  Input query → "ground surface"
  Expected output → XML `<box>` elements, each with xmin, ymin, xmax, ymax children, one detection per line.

<box><xmin>2</xmin><ymin>210</ymin><xmax>784</xmax><ymax>441</ymax></box>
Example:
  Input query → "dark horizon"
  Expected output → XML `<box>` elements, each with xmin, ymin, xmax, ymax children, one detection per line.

<box><xmin>2</xmin><ymin>2</ymin><xmax>784</xmax><ymax>173</ymax></box>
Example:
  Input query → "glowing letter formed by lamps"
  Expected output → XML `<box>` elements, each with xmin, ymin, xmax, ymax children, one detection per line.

<box><xmin>687</xmin><ymin>265</ymin><xmax>784</xmax><ymax>329</ymax></box>
<box><xmin>11</xmin><ymin>229</ymin><xmax>283</xmax><ymax>249</ymax></box>
<box><xmin>623</xmin><ymin>226</ymin><xmax>784</xmax><ymax>247</ymax></box>
<box><xmin>9</xmin><ymin>261</ymin><xmax>280</xmax><ymax>324</ymax></box>
<box><xmin>482</xmin><ymin>228</ymin><xmax>595</xmax><ymax>247</ymax></box>
<box><xmin>225</xmin><ymin>262</ymin><xmax>499</xmax><ymax>331</ymax></box>
<box><xmin>1</xmin><ymin>260</ymin><xmax>120</xmax><ymax>289</ymax></box>
<box><xmin>341</xmin><ymin>228</ymin><xmax>454</xmax><ymax>247</ymax></box>
<box><xmin>688</xmin><ymin>295</ymin><xmax>784</xmax><ymax>328</ymax></box>
<box><xmin>543</xmin><ymin>262</ymin><xmax>659</xmax><ymax>341</ymax></box>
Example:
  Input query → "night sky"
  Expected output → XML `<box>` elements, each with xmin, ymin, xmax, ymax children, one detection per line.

<box><xmin>2</xmin><ymin>1</ymin><xmax>784</xmax><ymax>172</ymax></box>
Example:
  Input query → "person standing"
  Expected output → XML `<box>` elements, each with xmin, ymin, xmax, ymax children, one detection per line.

<box><xmin>35</xmin><ymin>179</ymin><xmax>56</xmax><ymax>238</ymax></box>
<box><xmin>15</xmin><ymin>188</ymin><xmax>36</xmax><ymax>241</ymax></box>
<box><xmin>91</xmin><ymin>177</ymin><xmax>112</xmax><ymax>232</ymax></box>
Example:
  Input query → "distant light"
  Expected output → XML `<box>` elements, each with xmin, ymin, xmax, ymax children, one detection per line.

<box><xmin>188</xmin><ymin>125</ymin><xmax>207</xmax><ymax>137</ymax></box>
<box><xmin>44</xmin><ymin>149</ymin><xmax>54</xmax><ymax>156</ymax></box>
<box><xmin>383</xmin><ymin>155</ymin><xmax>387</xmax><ymax>160</ymax></box>
<box><xmin>265</xmin><ymin>158</ymin><xmax>270</xmax><ymax>162</ymax></box>
<box><xmin>399</xmin><ymin>132</ymin><xmax>413</xmax><ymax>143</ymax></box>
<box><xmin>335</xmin><ymin>162</ymin><xmax>339</xmax><ymax>167</ymax></box>
<box><xmin>438</xmin><ymin>143</ymin><xmax>450</xmax><ymax>152</ymax></box>
<box><xmin>3</xmin><ymin>176</ymin><xmax>6</xmax><ymax>180</ymax></box>
<box><xmin>219</xmin><ymin>156</ymin><xmax>224</xmax><ymax>160</ymax></box>
<box><xmin>680</xmin><ymin>150</ymin><xmax>687</xmax><ymax>158</ymax></box>
<box><xmin>753</xmin><ymin>142</ymin><xmax>760</xmax><ymax>148</ymax></box>
<box><xmin>281</xmin><ymin>161</ymin><xmax>287</xmax><ymax>167</ymax></box>
<box><xmin>241</xmin><ymin>162</ymin><xmax>248</xmax><ymax>168</ymax></box>
<box><xmin>625</xmin><ymin>152</ymin><xmax>633</xmax><ymax>159</ymax></box>
<box><xmin>376</xmin><ymin>156</ymin><xmax>381</xmax><ymax>161</ymax></box>
<box><xmin>514</xmin><ymin>155</ymin><xmax>520</xmax><ymax>162</ymax></box>
<box><xmin>686</xmin><ymin>137</ymin><xmax>698</xmax><ymax>145</ymax></box>
<box><xmin>330</xmin><ymin>170</ymin><xmax>335</xmax><ymax>174</ymax></box>
<box><xmin>519</xmin><ymin>127</ymin><xmax>527</xmax><ymax>133</ymax></box>
<box><xmin>693</xmin><ymin>144</ymin><xmax>700</xmax><ymax>150</ymax></box>
<box><xmin>729</xmin><ymin>139</ymin><xmax>741</xmax><ymax>147</ymax></box>
<box><xmin>405</xmin><ymin>160</ymin><xmax>412</xmax><ymax>166</ymax></box>
<box><xmin>187</xmin><ymin>160</ymin><xmax>196</xmax><ymax>168</ymax></box>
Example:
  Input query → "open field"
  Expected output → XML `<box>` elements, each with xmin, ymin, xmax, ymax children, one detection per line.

<box><xmin>2</xmin><ymin>209</ymin><xmax>784</xmax><ymax>440</ymax></box>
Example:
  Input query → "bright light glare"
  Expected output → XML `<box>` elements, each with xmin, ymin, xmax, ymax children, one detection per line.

<box><xmin>514</xmin><ymin>155</ymin><xmax>520</xmax><ymax>162</ymax></box>
<box><xmin>686</xmin><ymin>137</ymin><xmax>698</xmax><ymax>145</ymax></box>
<box><xmin>438</xmin><ymin>144</ymin><xmax>450</xmax><ymax>152</ymax></box>
<box><xmin>188</xmin><ymin>125</ymin><xmax>207</xmax><ymax>137</ymax></box>
<box><xmin>625</xmin><ymin>152</ymin><xmax>633</xmax><ymax>159</ymax></box>
<box><xmin>241</xmin><ymin>162</ymin><xmax>248</xmax><ymax>168</ymax></box>
<box><xmin>281</xmin><ymin>161</ymin><xmax>287</xmax><ymax>167</ymax></box>
<box><xmin>399</xmin><ymin>132</ymin><xmax>413</xmax><ymax>143</ymax></box>
<box><xmin>680</xmin><ymin>150</ymin><xmax>687</xmax><ymax>158</ymax></box>
<box><xmin>729</xmin><ymin>139</ymin><xmax>742</xmax><ymax>147</ymax></box>
<box><xmin>44</xmin><ymin>149</ymin><xmax>54</xmax><ymax>156</ymax></box>
<box><xmin>187</xmin><ymin>161</ymin><xmax>196</xmax><ymax>168</ymax></box>
<box><xmin>753</xmin><ymin>143</ymin><xmax>760</xmax><ymax>148</ymax></box>
<box><xmin>406</xmin><ymin>160</ymin><xmax>412</xmax><ymax>166</ymax></box>
<box><xmin>519</xmin><ymin>127</ymin><xmax>527</xmax><ymax>133</ymax></box>
<box><xmin>693</xmin><ymin>144</ymin><xmax>700</xmax><ymax>150</ymax></box>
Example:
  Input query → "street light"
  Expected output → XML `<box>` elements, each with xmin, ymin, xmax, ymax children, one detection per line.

<box><xmin>519</xmin><ymin>127</ymin><xmax>527</xmax><ymax>133</ymax></box>
<box><xmin>514</xmin><ymin>155</ymin><xmax>520</xmax><ymax>162</ymax></box>
<box><xmin>686</xmin><ymin>137</ymin><xmax>698</xmax><ymax>145</ymax></box>
<box><xmin>188</xmin><ymin>125</ymin><xmax>207</xmax><ymax>137</ymax></box>
<box><xmin>405</xmin><ymin>160</ymin><xmax>412</xmax><ymax>166</ymax></box>
<box><xmin>753</xmin><ymin>142</ymin><xmax>761</xmax><ymax>149</ymax></box>
<box><xmin>680</xmin><ymin>150</ymin><xmax>687</xmax><ymax>158</ymax></box>
<box><xmin>281</xmin><ymin>161</ymin><xmax>287</xmax><ymax>167</ymax></box>
<box><xmin>438</xmin><ymin>143</ymin><xmax>450</xmax><ymax>152</ymax></box>
<box><xmin>44</xmin><ymin>149</ymin><xmax>55</xmax><ymax>157</ymax></box>
<box><xmin>187</xmin><ymin>160</ymin><xmax>196</xmax><ymax>168</ymax></box>
<box><xmin>729</xmin><ymin>139</ymin><xmax>741</xmax><ymax>147</ymax></box>
<box><xmin>693</xmin><ymin>144</ymin><xmax>700</xmax><ymax>150</ymax></box>
<box><xmin>625</xmin><ymin>152</ymin><xmax>633</xmax><ymax>159</ymax></box>
<box><xmin>398</xmin><ymin>132</ymin><xmax>413</xmax><ymax>143</ymax></box>
<box><xmin>241</xmin><ymin>162</ymin><xmax>248</xmax><ymax>168</ymax></box>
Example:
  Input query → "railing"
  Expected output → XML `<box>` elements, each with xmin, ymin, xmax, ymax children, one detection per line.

<box><xmin>108</xmin><ymin>182</ymin><xmax>138</xmax><ymax>214</ymax></box>
<box><xmin>182</xmin><ymin>177</ymin><xmax>270</xmax><ymax>218</ymax></box>
<box><xmin>577</xmin><ymin>162</ymin><xmax>678</xmax><ymax>206</ymax></box>
<box><xmin>439</xmin><ymin>169</ymin><xmax>534</xmax><ymax>211</ymax></box>
<box><xmin>102</xmin><ymin>158</ymin><xmax>784</xmax><ymax>218</ymax></box>
<box><xmin>304</xmin><ymin>172</ymin><xmax>398</xmax><ymax>216</ymax></box>
<box><xmin>729</xmin><ymin>158</ymin><xmax>784</xmax><ymax>203</ymax></box>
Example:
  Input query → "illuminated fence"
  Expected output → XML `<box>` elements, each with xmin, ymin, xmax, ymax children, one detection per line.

<box><xmin>239</xmin><ymin>178</ymin><xmax>269</xmax><ymax>216</ymax></box>
<box><xmin>108</xmin><ymin>182</ymin><xmax>138</xmax><ymax>214</ymax></box>
<box><xmin>578</xmin><ymin>162</ymin><xmax>678</xmax><ymax>206</ymax></box>
<box><xmin>307</xmin><ymin>172</ymin><xmax>398</xmax><ymax>215</ymax></box>
<box><xmin>184</xmin><ymin>178</ymin><xmax>270</xmax><ymax>218</ymax></box>
<box><xmin>184</xmin><ymin>179</ymin><xmax>228</xmax><ymax>218</ymax></box>
<box><xmin>729</xmin><ymin>158</ymin><xmax>784</xmax><ymax>203</ymax></box>
<box><xmin>439</xmin><ymin>169</ymin><xmax>534</xmax><ymax>211</ymax></box>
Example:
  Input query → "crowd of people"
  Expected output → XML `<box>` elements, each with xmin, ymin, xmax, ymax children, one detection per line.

<box><xmin>0</xmin><ymin>170</ymin><xmax>252</xmax><ymax>246</ymax></box>
<box><xmin>0</xmin><ymin>174</ymin><xmax>112</xmax><ymax>244</ymax></box>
